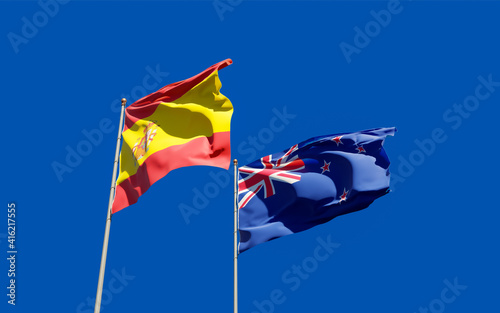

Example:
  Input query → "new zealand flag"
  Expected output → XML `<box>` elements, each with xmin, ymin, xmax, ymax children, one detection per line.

<box><xmin>238</xmin><ymin>127</ymin><xmax>396</xmax><ymax>252</ymax></box>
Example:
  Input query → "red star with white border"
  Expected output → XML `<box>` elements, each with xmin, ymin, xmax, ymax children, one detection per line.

<box><xmin>339</xmin><ymin>189</ymin><xmax>348</xmax><ymax>203</ymax></box>
<box><xmin>320</xmin><ymin>160</ymin><xmax>331</xmax><ymax>174</ymax></box>
<box><xmin>356</xmin><ymin>145</ymin><xmax>366</xmax><ymax>153</ymax></box>
<box><xmin>332</xmin><ymin>136</ymin><xmax>343</xmax><ymax>146</ymax></box>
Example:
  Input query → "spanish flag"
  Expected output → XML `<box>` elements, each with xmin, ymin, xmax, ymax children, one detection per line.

<box><xmin>112</xmin><ymin>59</ymin><xmax>233</xmax><ymax>213</ymax></box>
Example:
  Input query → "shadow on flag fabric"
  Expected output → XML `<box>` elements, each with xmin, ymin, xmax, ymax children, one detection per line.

<box><xmin>237</xmin><ymin>127</ymin><xmax>396</xmax><ymax>252</ymax></box>
<box><xmin>112</xmin><ymin>59</ymin><xmax>233</xmax><ymax>214</ymax></box>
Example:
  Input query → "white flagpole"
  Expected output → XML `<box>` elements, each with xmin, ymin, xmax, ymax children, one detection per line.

<box><xmin>233</xmin><ymin>159</ymin><xmax>239</xmax><ymax>313</ymax></box>
<box><xmin>94</xmin><ymin>98</ymin><xmax>127</xmax><ymax>313</ymax></box>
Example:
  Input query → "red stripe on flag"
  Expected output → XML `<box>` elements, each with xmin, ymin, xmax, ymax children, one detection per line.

<box><xmin>111</xmin><ymin>131</ymin><xmax>231</xmax><ymax>213</ymax></box>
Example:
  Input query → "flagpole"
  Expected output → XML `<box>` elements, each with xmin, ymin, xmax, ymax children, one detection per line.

<box><xmin>94</xmin><ymin>98</ymin><xmax>127</xmax><ymax>313</ymax></box>
<box><xmin>233</xmin><ymin>159</ymin><xmax>238</xmax><ymax>313</ymax></box>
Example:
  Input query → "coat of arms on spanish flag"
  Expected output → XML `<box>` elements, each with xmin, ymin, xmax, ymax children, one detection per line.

<box><xmin>112</xmin><ymin>59</ymin><xmax>233</xmax><ymax>213</ymax></box>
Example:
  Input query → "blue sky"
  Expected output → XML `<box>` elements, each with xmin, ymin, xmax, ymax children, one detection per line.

<box><xmin>2</xmin><ymin>1</ymin><xmax>499</xmax><ymax>312</ymax></box>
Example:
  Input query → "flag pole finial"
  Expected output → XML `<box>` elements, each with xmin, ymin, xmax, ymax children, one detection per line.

<box><xmin>121</xmin><ymin>98</ymin><xmax>127</xmax><ymax>106</ymax></box>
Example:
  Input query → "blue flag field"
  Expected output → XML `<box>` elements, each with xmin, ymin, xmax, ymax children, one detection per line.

<box><xmin>238</xmin><ymin>127</ymin><xmax>395</xmax><ymax>252</ymax></box>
